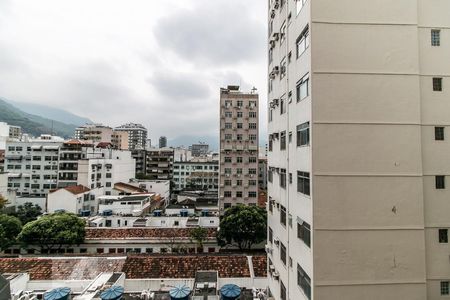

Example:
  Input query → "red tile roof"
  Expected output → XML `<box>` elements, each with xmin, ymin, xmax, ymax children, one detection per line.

<box><xmin>0</xmin><ymin>257</ymin><xmax>125</xmax><ymax>280</ymax></box>
<box><xmin>0</xmin><ymin>254</ymin><xmax>266</xmax><ymax>280</ymax></box>
<box><xmin>85</xmin><ymin>228</ymin><xmax>217</xmax><ymax>240</ymax></box>
<box><xmin>50</xmin><ymin>185</ymin><xmax>90</xmax><ymax>195</ymax></box>
<box><xmin>114</xmin><ymin>182</ymin><xmax>146</xmax><ymax>193</ymax></box>
<box><xmin>123</xmin><ymin>254</ymin><xmax>251</xmax><ymax>279</ymax></box>
<box><xmin>64</xmin><ymin>139</ymin><xmax>93</xmax><ymax>146</ymax></box>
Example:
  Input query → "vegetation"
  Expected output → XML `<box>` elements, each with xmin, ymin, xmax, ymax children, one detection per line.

<box><xmin>190</xmin><ymin>227</ymin><xmax>208</xmax><ymax>252</ymax></box>
<box><xmin>217</xmin><ymin>205</ymin><xmax>267</xmax><ymax>250</ymax></box>
<box><xmin>18</xmin><ymin>213</ymin><xmax>85</xmax><ymax>252</ymax></box>
<box><xmin>0</xmin><ymin>195</ymin><xmax>8</xmax><ymax>211</ymax></box>
<box><xmin>11</xmin><ymin>202</ymin><xmax>42</xmax><ymax>225</ymax></box>
<box><xmin>0</xmin><ymin>214</ymin><xmax>22</xmax><ymax>251</ymax></box>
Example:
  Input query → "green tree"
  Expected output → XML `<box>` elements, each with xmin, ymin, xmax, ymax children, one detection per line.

<box><xmin>217</xmin><ymin>205</ymin><xmax>267</xmax><ymax>250</ymax></box>
<box><xmin>190</xmin><ymin>227</ymin><xmax>208</xmax><ymax>252</ymax></box>
<box><xmin>13</xmin><ymin>202</ymin><xmax>42</xmax><ymax>225</ymax></box>
<box><xmin>0</xmin><ymin>195</ymin><xmax>8</xmax><ymax>211</ymax></box>
<box><xmin>18</xmin><ymin>213</ymin><xmax>85</xmax><ymax>252</ymax></box>
<box><xmin>0</xmin><ymin>214</ymin><xmax>22</xmax><ymax>251</ymax></box>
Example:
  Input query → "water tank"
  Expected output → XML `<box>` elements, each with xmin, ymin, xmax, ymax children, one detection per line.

<box><xmin>153</xmin><ymin>210</ymin><xmax>162</xmax><ymax>217</ymax></box>
<box><xmin>169</xmin><ymin>284</ymin><xmax>191</xmax><ymax>300</ymax></box>
<box><xmin>43</xmin><ymin>287</ymin><xmax>71</xmax><ymax>300</ymax></box>
<box><xmin>180</xmin><ymin>209</ymin><xmax>188</xmax><ymax>217</ymax></box>
<box><xmin>103</xmin><ymin>209</ymin><xmax>113</xmax><ymax>216</ymax></box>
<box><xmin>220</xmin><ymin>284</ymin><xmax>241</xmax><ymax>300</ymax></box>
<box><xmin>100</xmin><ymin>285</ymin><xmax>124</xmax><ymax>300</ymax></box>
<box><xmin>201</xmin><ymin>209</ymin><xmax>208</xmax><ymax>217</ymax></box>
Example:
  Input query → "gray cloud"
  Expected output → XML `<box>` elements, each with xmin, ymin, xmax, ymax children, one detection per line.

<box><xmin>149</xmin><ymin>72</ymin><xmax>211</xmax><ymax>101</ymax></box>
<box><xmin>154</xmin><ymin>0</ymin><xmax>266</xmax><ymax>66</ymax></box>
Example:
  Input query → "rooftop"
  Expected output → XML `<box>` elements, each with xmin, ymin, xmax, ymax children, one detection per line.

<box><xmin>50</xmin><ymin>185</ymin><xmax>90</xmax><ymax>195</ymax></box>
<box><xmin>85</xmin><ymin>227</ymin><xmax>217</xmax><ymax>240</ymax></box>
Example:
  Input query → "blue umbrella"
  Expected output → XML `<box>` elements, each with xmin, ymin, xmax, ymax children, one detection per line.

<box><xmin>220</xmin><ymin>284</ymin><xmax>241</xmax><ymax>300</ymax></box>
<box><xmin>44</xmin><ymin>287</ymin><xmax>71</xmax><ymax>300</ymax></box>
<box><xmin>169</xmin><ymin>285</ymin><xmax>191</xmax><ymax>299</ymax></box>
<box><xmin>100</xmin><ymin>286</ymin><xmax>125</xmax><ymax>300</ymax></box>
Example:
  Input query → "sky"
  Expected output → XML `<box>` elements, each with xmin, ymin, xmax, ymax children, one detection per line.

<box><xmin>0</xmin><ymin>0</ymin><xmax>268</xmax><ymax>144</ymax></box>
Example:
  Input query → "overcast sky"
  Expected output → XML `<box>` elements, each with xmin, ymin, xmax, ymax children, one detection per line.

<box><xmin>0</xmin><ymin>0</ymin><xmax>268</xmax><ymax>143</ymax></box>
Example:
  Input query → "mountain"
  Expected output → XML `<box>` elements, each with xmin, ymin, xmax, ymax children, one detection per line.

<box><xmin>7</xmin><ymin>99</ymin><xmax>92</xmax><ymax>126</ymax></box>
<box><xmin>0</xmin><ymin>98</ymin><xmax>78</xmax><ymax>138</ymax></box>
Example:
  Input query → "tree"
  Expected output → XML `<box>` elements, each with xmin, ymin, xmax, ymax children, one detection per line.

<box><xmin>0</xmin><ymin>195</ymin><xmax>8</xmax><ymax>211</ymax></box>
<box><xmin>217</xmin><ymin>205</ymin><xmax>267</xmax><ymax>250</ymax></box>
<box><xmin>18</xmin><ymin>213</ymin><xmax>85</xmax><ymax>252</ymax></box>
<box><xmin>13</xmin><ymin>202</ymin><xmax>42</xmax><ymax>225</ymax></box>
<box><xmin>0</xmin><ymin>214</ymin><xmax>22</xmax><ymax>251</ymax></box>
<box><xmin>190</xmin><ymin>227</ymin><xmax>208</xmax><ymax>253</ymax></box>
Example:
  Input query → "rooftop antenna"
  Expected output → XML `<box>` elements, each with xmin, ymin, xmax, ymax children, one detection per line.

<box><xmin>251</xmin><ymin>86</ymin><xmax>258</xmax><ymax>94</ymax></box>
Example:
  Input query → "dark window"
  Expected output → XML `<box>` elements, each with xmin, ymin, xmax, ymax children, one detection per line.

<box><xmin>441</xmin><ymin>281</ymin><xmax>449</xmax><ymax>295</ymax></box>
<box><xmin>298</xmin><ymin>220</ymin><xmax>311</xmax><ymax>248</ymax></box>
<box><xmin>439</xmin><ymin>229</ymin><xmax>448</xmax><ymax>243</ymax></box>
<box><xmin>433</xmin><ymin>77</ymin><xmax>443</xmax><ymax>91</ymax></box>
<box><xmin>435</xmin><ymin>127</ymin><xmax>445</xmax><ymax>140</ymax></box>
<box><xmin>280</xmin><ymin>131</ymin><xmax>286</xmax><ymax>150</ymax></box>
<box><xmin>280</xmin><ymin>281</ymin><xmax>287</xmax><ymax>300</ymax></box>
<box><xmin>297</xmin><ymin>171</ymin><xmax>310</xmax><ymax>195</ymax></box>
<box><xmin>280</xmin><ymin>242</ymin><xmax>287</xmax><ymax>265</ymax></box>
<box><xmin>280</xmin><ymin>168</ymin><xmax>286</xmax><ymax>188</ymax></box>
<box><xmin>297</xmin><ymin>264</ymin><xmax>312</xmax><ymax>299</ymax></box>
<box><xmin>431</xmin><ymin>29</ymin><xmax>440</xmax><ymax>46</ymax></box>
<box><xmin>436</xmin><ymin>176</ymin><xmax>445</xmax><ymax>189</ymax></box>
<box><xmin>280</xmin><ymin>205</ymin><xmax>286</xmax><ymax>226</ymax></box>
<box><xmin>269</xmin><ymin>227</ymin><xmax>273</xmax><ymax>243</ymax></box>
<box><xmin>297</xmin><ymin>122</ymin><xmax>310</xmax><ymax>146</ymax></box>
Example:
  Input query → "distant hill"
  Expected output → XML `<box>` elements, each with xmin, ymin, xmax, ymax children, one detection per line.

<box><xmin>7</xmin><ymin>99</ymin><xmax>92</xmax><ymax>126</ymax></box>
<box><xmin>0</xmin><ymin>98</ymin><xmax>79</xmax><ymax>138</ymax></box>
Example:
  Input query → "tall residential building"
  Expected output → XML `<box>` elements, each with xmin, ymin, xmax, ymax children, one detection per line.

<box><xmin>0</xmin><ymin>122</ymin><xmax>21</xmax><ymax>150</ymax></box>
<box><xmin>111</xmin><ymin>130</ymin><xmax>129</xmax><ymax>150</ymax></box>
<box><xmin>191</xmin><ymin>143</ymin><xmax>209</xmax><ymax>157</ymax></box>
<box><xmin>159</xmin><ymin>136</ymin><xmax>167</xmax><ymax>148</ymax></box>
<box><xmin>219</xmin><ymin>85</ymin><xmax>259</xmax><ymax>211</ymax></box>
<box><xmin>75</xmin><ymin>124</ymin><xmax>113</xmax><ymax>143</ymax></box>
<box><xmin>173</xmin><ymin>160</ymin><xmax>219</xmax><ymax>192</ymax></box>
<box><xmin>5</xmin><ymin>137</ymin><xmax>63</xmax><ymax>197</ymax></box>
<box><xmin>114</xmin><ymin>123</ymin><xmax>148</xmax><ymax>150</ymax></box>
<box><xmin>145</xmin><ymin>148</ymin><xmax>174</xmax><ymax>180</ymax></box>
<box><xmin>267</xmin><ymin>1</ymin><xmax>450</xmax><ymax>300</ymax></box>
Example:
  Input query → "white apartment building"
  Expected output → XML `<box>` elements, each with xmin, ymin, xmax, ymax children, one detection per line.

<box><xmin>128</xmin><ymin>179</ymin><xmax>171</xmax><ymax>203</ymax></box>
<box><xmin>173</xmin><ymin>161</ymin><xmax>219</xmax><ymax>191</ymax></box>
<box><xmin>219</xmin><ymin>86</ymin><xmax>259</xmax><ymax>210</ymax></box>
<box><xmin>114</xmin><ymin>123</ymin><xmax>148</xmax><ymax>150</ymax></box>
<box><xmin>47</xmin><ymin>185</ymin><xmax>104</xmax><ymax>215</ymax></box>
<box><xmin>267</xmin><ymin>1</ymin><xmax>450</xmax><ymax>300</ymax></box>
<box><xmin>0</xmin><ymin>122</ymin><xmax>21</xmax><ymax>150</ymax></box>
<box><xmin>4</xmin><ymin>137</ymin><xmax>63</xmax><ymax>197</ymax></box>
<box><xmin>77</xmin><ymin>148</ymin><xmax>136</xmax><ymax>195</ymax></box>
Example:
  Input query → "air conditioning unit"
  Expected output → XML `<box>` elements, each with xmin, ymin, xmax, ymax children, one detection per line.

<box><xmin>265</xmin><ymin>245</ymin><xmax>273</xmax><ymax>255</ymax></box>
<box><xmin>274</xmin><ymin>0</ymin><xmax>280</xmax><ymax>9</ymax></box>
<box><xmin>273</xmin><ymin>271</ymin><xmax>280</xmax><ymax>280</ymax></box>
<box><xmin>274</xmin><ymin>238</ymin><xmax>280</xmax><ymax>246</ymax></box>
<box><xmin>270</xmin><ymin>9</ymin><xmax>276</xmax><ymax>18</ymax></box>
<box><xmin>269</xmin><ymin>264</ymin><xmax>276</xmax><ymax>271</ymax></box>
<box><xmin>272</xmin><ymin>32</ymin><xmax>280</xmax><ymax>41</ymax></box>
<box><xmin>269</xmin><ymin>39</ymin><xmax>276</xmax><ymax>49</ymax></box>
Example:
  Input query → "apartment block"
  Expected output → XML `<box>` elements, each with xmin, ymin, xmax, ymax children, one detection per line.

<box><xmin>159</xmin><ymin>136</ymin><xmax>167</xmax><ymax>148</ymax></box>
<box><xmin>191</xmin><ymin>143</ymin><xmax>209</xmax><ymax>157</ymax></box>
<box><xmin>267</xmin><ymin>0</ymin><xmax>450</xmax><ymax>299</ymax></box>
<box><xmin>145</xmin><ymin>148</ymin><xmax>174</xmax><ymax>180</ymax></box>
<box><xmin>5</xmin><ymin>137</ymin><xmax>63</xmax><ymax>197</ymax></box>
<box><xmin>173</xmin><ymin>160</ymin><xmax>219</xmax><ymax>191</ymax></box>
<box><xmin>114</xmin><ymin>123</ymin><xmax>148</xmax><ymax>150</ymax></box>
<box><xmin>219</xmin><ymin>86</ymin><xmax>259</xmax><ymax>211</ymax></box>
<box><xmin>0</xmin><ymin>122</ymin><xmax>21</xmax><ymax>150</ymax></box>
<box><xmin>75</xmin><ymin>124</ymin><xmax>113</xmax><ymax>143</ymax></box>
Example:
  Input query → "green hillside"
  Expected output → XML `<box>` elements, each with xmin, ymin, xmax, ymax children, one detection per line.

<box><xmin>0</xmin><ymin>98</ymin><xmax>76</xmax><ymax>138</ymax></box>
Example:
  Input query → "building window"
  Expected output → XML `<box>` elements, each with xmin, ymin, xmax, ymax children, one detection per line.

<box><xmin>296</xmin><ymin>74</ymin><xmax>309</xmax><ymax>102</ymax></box>
<box><xmin>224</xmin><ymin>157</ymin><xmax>232</xmax><ymax>163</ymax></box>
<box><xmin>225</xmin><ymin>111</ymin><xmax>232</xmax><ymax>118</ymax></box>
<box><xmin>280</xmin><ymin>57</ymin><xmax>286</xmax><ymax>79</ymax></box>
<box><xmin>436</xmin><ymin>176</ymin><xmax>445</xmax><ymax>189</ymax></box>
<box><xmin>237</xmin><ymin>100</ymin><xmax>243</xmax><ymax>108</ymax></box>
<box><xmin>280</xmin><ymin>169</ymin><xmax>286</xmax><ymax>188</ymax></box>
<box><xmin>280</xmin><ymin>97</ymin><xmax>286</xmax><ymax>114</ymax></box>
<box><xmin>433</xmin><ymin>77</ymin><xmax>443</xmax><ymax>91</ymax></box>
<box><xmin>248</xmin><ymin>191</ymin><xmax>257</xmax><ymax>198</ymax></box>
<box><xmin>269</xmin><ymin>227</ymin><xmax>273</xmax><ymax>243</ymax></box>
<box><xmin>280</xmin><ymin>242</ymin><xmax>287</xmax><ymax>265</ymax></box>
<box><xmin>297</xmin><ymin>171</ymin><xmax>310</xmax><ymax>195</ymax></box>
<box><xmin>224</xmin><ymin>191</ymin><xmax>232</xmax><ymax>197</ymax></box>
<box><xmin>439</xmin><ymin>229</ymin><xmax>448</xmax><ymax>243</ymax></box>
<box><xmin>297</xmin><ymin>264</ymin><xmax>312</xmax><ymax>300</ymax></box>
<box><xmin>280</xmin><ymin>131</ymin><xmax>286</xmax><ymax>150</ymax></box>
<box><xmin>280</xmin><ymin>280</ymin><xmax>287</xmax><ymax>300</ymax></box>
<box><xmin>269</xmin><ymin>135</ymin><xmax>273</xmax><ymax>151</ymax></box>
<box><xmin>224</xmin><ymin>202</ymin><xmax>232</xmax><ymax>209</ymax></box>
<box><xmin>280</xmin><ymin>205</ymin><xmax>287</xmax><ymax>226</ymax></box>
<box><xmin>441</xmin><ymin>281</ymin><xmax>450</xmax><ymax>295</ymax></box>
<box><xmin>268</xmin><ymin>169</ymin><xmax>273</xmax><ymax>183</ymax></box>
<box><xmin>298</xmin><ymin>220</ymin><xmax>311</xmax><ymax>248</ymax></box>
<box><xmin>225</xmin><ymin>122</ymin><xmax>232</xmax><ymax>129</ymax></box>
<box><xmin>297</xmin><ymin>122</ymin><xmax>310</xmax><ymax>146</ymax></box>
<box><xmin>435</xmin><ymin>127</ymin><xmax>445</xmax><ymax>140</ymax></box>
<box><xmin>280</xmin><ymin>22</ymin><xmax>286</xmax><ymax>45</ymax></box>
<box><xmin>296</xmin><ymin>25</ymin><xmax>309</xmax><ymax>58</ymax></box>
<box><xmin>431</xmin><ymin>29</ymin><xmax>440</xmax><ymax>46</ymax></box>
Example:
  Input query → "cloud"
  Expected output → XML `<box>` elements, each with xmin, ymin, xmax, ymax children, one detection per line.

<box><xmin>148</xmin><ymin>72</ymin><xmax>211</xmax><ymax>101</ymax></box>
<box><xmin>154</xmin><ymin>0</ymin><xmax>266</xmax><ymax>66</ymax></box>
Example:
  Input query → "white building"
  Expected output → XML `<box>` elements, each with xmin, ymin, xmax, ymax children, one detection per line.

<box><xmin>128</xmin><ymin>179</ymin><xmax>170</xmax><ymax>203</ymax></box>
<box><xmin>267</xmin><ymin>1</ymin><xmax>450</xmax><ymax>300</ymax></box>
<box><xmin>114</xmin><ymin>123</ymin><xmax>148</xmax><ymax>150</ymax></box>
<box><xmin>5</xmin><ymin>137</ymin><xmax>63</xmax><ymax>198</ymax></box>
<box><xmin>97</xmin><ymin>193</ymin><xmax>157</xmax><ymax>216</ymax></box>
<box><xmin>0</xmin><ymin>122</ymin><xmax>21</xmax><ymax>150</ymax></box>
<box><xmin>77</xmin><ymin>148</ymin><xmax>136</xmax><ymax>195</ymax></box>
<box><xmin>47</xmin><ymin>185</ymin><xmax>104</xmax><ymax>215</ymax></box>
<box><xmin>173</xmin><ymin>161</ymin><xmax>219</xmax><ymax>191</ymax></box>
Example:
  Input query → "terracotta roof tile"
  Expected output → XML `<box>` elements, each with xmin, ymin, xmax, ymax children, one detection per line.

<box><xmin>85</xmin><ymin>228</ymin><xmax>217</xmax><ymax>240</ymax></box>
<box><xmin>252</xmin><ymin>255</ymin><xmax>267</xmax><ymax>277</ymax></box>
<box><xmin>114</xmin><ymin>182</ymin><xmax>146</xmax><ymax>193</ymax></box>
<box><xmin>50</xmin><ymin>185</ymin><xmax>90</xmax><ymax>195</ymax></box>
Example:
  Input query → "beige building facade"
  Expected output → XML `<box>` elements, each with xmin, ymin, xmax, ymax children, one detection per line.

<box><xmin>219</xmin><ymin>86</ymin><xmax>259</xmax><ymax>211</ymax></box>
<box><xmin>267</xmin><ymin>0</ymin><xmax>450</xmax><ymax>299</ymax></box>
